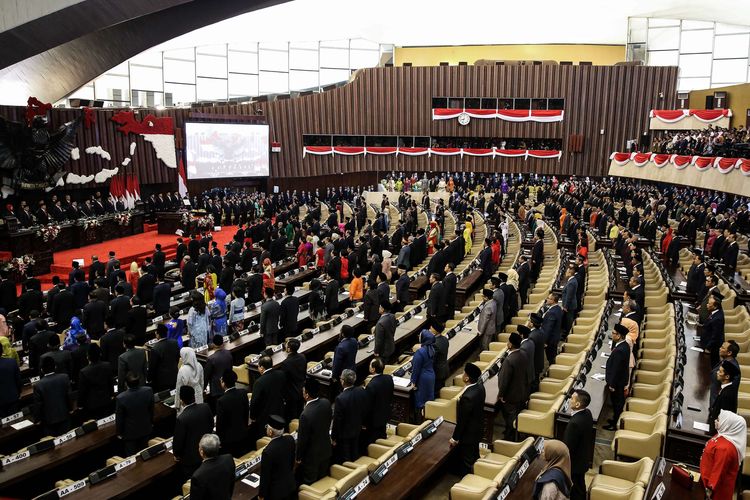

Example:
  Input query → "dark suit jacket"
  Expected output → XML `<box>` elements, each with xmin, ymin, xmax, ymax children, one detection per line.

<box><xmin>204</xmin><ymin>348</ymin><xmax>233</xmax><ymax>397</ymax></box>
<box><xmin>453</xmin><ymin>383</ymin><xmax>486</xmax><ymax>445</ymax></box>
<box><xmin>216</xmin><ymin>387</ymin><xmax>249</xmax><ymax>448</ymax></box>
<box><xmin>137</xmin><ymin>273</ymin><xmax>156</xmax><ymax>304</ymax></box>
<box><xmin>250</xmin><ymin>369</ymin><xmax>286</xmax><ymax>429</ymax></box>
<box><xmin>181</xmin><ymin>261</ymin><xmax>197</xmax><ymax>291</ymax></box>
<box><xmin>118</xmin><ymin>348</ymin><xmax>147</xmax><ymax>392</ymax></box>
<box><xmin>497</xmin><ymin>349</ymin><xmax>529</xmax><ymax>404</ymax></box>
<box><xmin>260</xmin><ymin>299</ymin><xmax>281</xmax><ymax>345</ymax></box>
<box><xmin>70</xmin><ymin>281</ymin><xmax>90</xmax><ymax>310</ymax></box>
<box><xmin>89</xmin><ymin>261</ymin><xmax>106</xmax><ymax>286</ymax></box>
<box><xmin>279</xmin><ymin>352</ymin><xmax>306</xmax><ymax>412</ymax></box>
<box><xmin>710</xmin><ymin>381</ymin><xmax>739</xmax><ymax>423</ymax></box>
<box><xmin>0</xmin><ymin>278</ymin><xmax>17</xmax><ymax>312</ymax></box>
<box><xmin>363</xmin><ymin>288</ymin><xmax>380</xmax><ymax>322</ymax></box>
<box><xmin>279</xmin><ymin>294</ymin><xmax>299</xmax><ymax>335</ymax></box>
<box><xmin>396</xmin><ymin>274</ymin><xmax>410</xmax><ymax>305</ymax></box>
<box><xmin>28</xmin><ymin>330</ymin><xmax>56</xmax><ymax>373</ymax></box>
<box><xmin>0</xmin><ymin>358</ymin><xmax>21</xmax><ymax>408</ymax></box>
<box><xmin>115</xmin><ymin>386</ymin><xmax>153</xmax><ymax>439</ymax></box>
<box><xmin>528</xmin><ymin>328</ymin><xmax>546</xmax><ymax>376</ymax></box>
<box><xmin>100</xmin><ymin>328</ymin><xmax>125</xmax><ymax>367</ymax></box>
<box><xmin>297</xmin><ymin>397</ymin><xmax>332</xmax><ymax>465</ymax></box>
<box><xmin>443</xmin><ymin>272</ymin><xmax>457</xmax><ymax>316</ymax></box>
<box><xmin>50</xmin><ymin>289</ymin><xmax>75</xmax><ymax>326</ymax></box>
<box><xmin>152</xmin><ymin>251</ymin><xmax>166</xmax><ymax>273</ymax></box>
<box><xmin>332</xmin><ymin>386</ymin><xmax>369</xmax><ymax>441</ymax></box>
<box><xmin>259</xmin><ymin>435</ymin><xmax>297</xmax><ymax>499</ymax></box>
<box><xmin>82</xmin><ymin>299</ymin><xmax>107</xmax><ymax>338</ymax></box>
<box><xmin>606</xmin><ymin>340</ymin><xmax>630</xmax><ymax>390</ymax></box>
<box><xmin>77</xmin><ymin>361</ymin><xmax>114</xmax><ymax>415</ymax></box>
<box><xmin>173</xmin><ymin>402</ymin><xmax>214</xmax><ymax>467</ymax></box>
<box><xmin>428</xmin><ymin>281</ymin><xmax>446</xmax><ymax>319</ymax></box>
<box><xmin>374</xmin><ymin>313</ymin><xmax>396</xmax><ymax>360</ymax></box>
<box><xmin>542</xmin><ymin>304</ymin><xmax>563</xmax><ymax>344</ymax></box>
<box><xmin>40</xmin><ymin>349</ymin><xmax>73</xmax><ymax>377</ymax></box>
<box><xmin>152</xmin><ymin>282</ymin><xmax>172</xmax><ymax>316</ymax></box>
<box><xmin>563</xmin><ymin>408</ymin><xmax>593</xmax><ymax>473</ymax></box>
<box><xmin>366</xmin><ymin>374</ymin><xmax>394</xmax><ymax>430</ymax></box>
<box><xmin>702</xmin><ymin>309</ymin><xmax>725</xmax><ymax>353</ymax></box>
<box><xmin>34</xmin><ymin>373</ymin><xmax>72</xmax><ymax>425</ymax></box>
<box><xmin>190</xmin><ymin>455</ymin><xmax>236</xmax><ymax>500</ymax></box>
<box><xmin>108</xmin><ymin>295</ymin><xmax>131</xmax><ymax>329</ymax></box>
<box><xmin>332</xmin><ymin>337</ymin><xmax>358</xmax><ymax>380</ymax></box>
<box><xmin>148</xmin><ymin>338</ymin><xmax>180</xmax><ymax>392</ymax></box>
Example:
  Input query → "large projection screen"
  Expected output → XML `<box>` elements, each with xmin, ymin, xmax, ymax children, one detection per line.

<box><xmin>185</xmin><ymin>122</ymin><xmax>269</xmax><ymax>179</ymax></box>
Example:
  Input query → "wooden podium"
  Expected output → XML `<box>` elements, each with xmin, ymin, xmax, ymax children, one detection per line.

<box><xmin>157</xmin><ymin>212</ymin><xmax>186</xmax><ymax>235</ymax></box>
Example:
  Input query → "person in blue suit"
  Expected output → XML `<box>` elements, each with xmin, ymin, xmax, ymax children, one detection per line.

<box><xmin>541</xmin><ymin>292</ymin><xmax>563</xmax><ymax>365</ymax></box>
<box><xmin>331</xmin><ymin>325</ymin><xmax>358</xmax><ymax>386</ymax></box>
<box><xmin>410</xmin><ymin>329</ymin><xmax>436</xmax><ymax>417</ymax></box>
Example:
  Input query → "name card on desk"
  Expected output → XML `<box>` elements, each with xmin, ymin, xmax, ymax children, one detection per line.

<box><xmin>195</xmin><ymin>344</ymin><xmax>209</xmax><ymax>353</ymax></box>
<box><xmin>340</xmin><ymin>475</ymin><xmax>370</xmax><ymax>500</ymax></box>
<box><xmin>114</xmin><ymin>456</ymin><xmax>137</xmax><ymax>472</ymax></box>
<box><xmin>239</xmin><ymin>329</ymin><xmax>249</xmax><ymax>336</ymax></box>
<box><xmin>272</xmin><ymin>344</ymin><xmax>284</xmax><ymax>353</ymax></box>
<box><xmin>10</xmin><ymin>419</ymin><xmax>34</xmax><ymax>430</ymax></box>
<box><xmin>308</xmin><ymin>362</ymin><xmax>324</xmax><ymax>374</ymax></box>
<box><xmin>650</xmin><ymin>482</ymin><xmax>666</xmax><ymax>500</ymax></box>
<box><xmin>151</xmin><ymin>315</ymin><xmax>164</xmax><ymax>324</ymax></box>
<box><xmin>497</xmin><ymin>484</ymin><xmax>511</xmax><ymax>500</ymax></box>
<box><xmin>57</xmin><ymin>478</ymin><xmax>87</xmax><ymax>497</ymax></box>
<box><xmin>1</xmin><ymin>450</ymin><xmax>30</xmax><ymax>466</ymax></box>
<box><xmin>29</xmin><ymin>376</ymin><xmax>40</xmax><ymax>384</ymax></box>
<box><xmin>370</xmin><ymin>453</ymin><xmax>398</xmax><ymax>484</ymax></box>
<box><xmin>516</xmin><ymin>459</ymin><xmax>530</xmax><ymax>478</ymax></box>
<box><xmin>97</xmin><ymin>414</ymin><xmax>116</xmax><ymax>426</ymax></box>
<box><xmin>2</xmin><ymin>411</ymin><xmax>24</xmax><ymax>425</ymax></box>
<box><xmin>53</xmin><ymin>430</ymin><xmax>77</xmax><ymax>446</ymax></box>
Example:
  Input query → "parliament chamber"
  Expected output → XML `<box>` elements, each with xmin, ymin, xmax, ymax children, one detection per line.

<box><xmin>2</xmin><ymin>1</ymin><xmax>750</xmax><ymax>499</ymax></box>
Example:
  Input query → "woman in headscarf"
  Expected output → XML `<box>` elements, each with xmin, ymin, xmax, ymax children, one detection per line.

<box><xmin>187</xmin><ymin>292</ymin><xmax>210</xmax><ymax>348</ymax></box>
<box><xmin>228</xmin><ymin>286</ymin><xmax>245</xmax><ymax>329</ymax></box>
<box><xmin>427</xmin><ymin>221</ymin><xmax>440</xmax><ymax>255</ymax></box>
<box><xmin>297</xmin><ymin>235</ymin><xmax>310</xmax><ymax>267</ymax></box>
<box><xmin>660</xmin><ymin>224</ymin><xmax>673</xmax><ymax>258</ymax></box>
<box><xmin>165</xmin><ymin>306</ymin><xmax>184</xmax><ymax>348</ymax></box>
<box><xmin>410</xmin><ymin>330</ymin><xmax>436</xmax><ymax>416</ymax></box>
<box><xmin>505</xmin><ymin>269</ymin><xmax>520</xmax><ymax>320</ymax></box>
<box><xmin>700</xmin><ymin>409</ymin><xmax>746</xmax><ymax>500</ymax></box>
<box><xmin>559</xmin><ymin>207</ymin><xmax>568</xmax><ymax>232</ymax></box>
<box><xmin>381</xmin><ymin>250</ymin><xmax>393</xmax><ymax>281</ymax></box>
<box><xmin>533</xmin><ymin>439</ymin><xmax>572</xmax><ymax>500</ymax></box>
<box><xmin>262</xmin><ymin>257</ymin><xmax>275</xmax><ymax>291</ymax></box>
<box><xmin>0</xmin><ymin>336</ymin><xmax>20</xmax><ymax>365</ymax></box>
<box><xmin>175</xmin><ymin>347</ymin><xmax>204</xmax><ymax>413</ymax></box>
<box><xmin>208</xmin><ymin>287</ymin><xmax>228</xmax><ymax>337</ymax></box>
<box><xmin>63</xmin><ymin>317</ymin><xmax>88</xmax><ymax>351</ymax></box>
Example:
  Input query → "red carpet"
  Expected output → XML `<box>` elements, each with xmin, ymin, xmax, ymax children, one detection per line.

<box><xmin>32</xmin><ymin>225</ymin><xmax>239</xmax><ymax>291</ymax></box>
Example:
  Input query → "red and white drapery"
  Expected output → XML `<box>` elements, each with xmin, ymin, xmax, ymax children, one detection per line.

<box><xmin>431</xmin><ymin>108</ymin><xmax>564</xmax><ymax>122</ymax></box>
<box><xmin>303</xmin><ymin>146</ymin><xmax>562</xmax><ymax>159</ymax></box>
<box><xmin>649</xmin><ymin>109</ymin><xmax>731</xmax><ymax>124</ymax></box>
<box><xmin>610</xmin><ymin>152</ymin><xmax>750</xmax><ymax>175</ymax></box>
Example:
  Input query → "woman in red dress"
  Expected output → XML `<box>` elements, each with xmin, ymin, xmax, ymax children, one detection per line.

<box><xmin>262</xmin><ymin>257</ymin><xmax>275</xmax><ymax>291</ymax></box>
<box><xmin>700</xmin><ymin>409</ymin><xmax>746</xmax><ymax>500</ymax></box>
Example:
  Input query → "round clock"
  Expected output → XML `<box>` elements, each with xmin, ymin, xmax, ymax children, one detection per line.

<box><xmin>457</xmin><ymin>112</ymin><xmax>471</xmax><ymax>126</ymax></box>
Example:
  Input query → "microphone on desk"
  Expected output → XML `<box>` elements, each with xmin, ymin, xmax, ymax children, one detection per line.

<box><xmin>75</xmin><ymin>420</ymin><xmax>98</xmax><ymax>436</ymax></box>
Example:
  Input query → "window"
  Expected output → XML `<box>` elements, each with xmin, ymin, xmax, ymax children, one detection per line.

<box><xmin>648</xmin><ymin>50</ymin><xmax>679</xmax><ymax>67</ymax></box>
<box><xmin>480</xmin><ymin>98</ymin><xmax>497</xmax><ymax>109</ymax></box>
<box><xmin>228</xmin><ymin>73</ymin><xmax>258</xmax><ymax>98</ymax></box>
<box><xmin>514</xmin><ymin>98</ymin><xmax>530</xmax><ymax>110</ymax></box>
<box><xmin>129</xmin><ymin>64</ymin><xmax>163</xmax><ymax>92</ymax></box>
<box><xmin>714</xmin><ymin>34</ymin><xmax>750</xmax><ymax>59</ymax></box>
<box><xmin>259</xmin><ymin>43</ymin><xmax>289</xmax><ymax>72</ymax></box>
<box><xmin>679</xmin><ymin>53</ymin><xmax>712</xmax><ymax>77</ymax></box>
<box><xmin>196</xmin><ymin>54</ymin><xmax>227</xmax><ymax>78</ymax></box>
<box><xmin>164</xmin><ymin>83</ymin><xmax>196</xmax><ymax>105</ymax></box>
<box><xmin>333</xmin><ymin>136</ymin><xmax>363</xmax><ymax>147</ymax></box>
<box><xmin>465</xmin><ymin>98</ymin><xmax>480</xmax><ymax>109</ymax></box>
<box><xmin>365</xmin><ymin>136</ymin><xmax>397</xmax><ymax>147</ymax></box>
<box><xmin>289</xmin><ymin>70</ymin><xmax>318</xmax><ymax>92</ymax></box>
<box><xmin>258</xmin><ymin>71</ymin><xmax>288</xmax><ymax>94</ymax></box>
<box><xmin>303</xmin><ymin>135</ymin><xmax>331</xmax><ymax>146</ymax></box>
<box><xmin>432</xmin><ymin>97</ymin><xmax>448</xmax><ymax>108</ymax></box>
<box><xmin>228</xmin><ymin>49</ymin><xmax>258</xmax><ymax>74</ymax></box>
<box><xmin>712</xmin><ymin>59</ymin><xmax>748</xmax><ymax>84</ymax></box>
<box><xmin>680</xmin><ymin>30</ymin><xmax>713</xmax><ymax>54</ymax></box>
<box><xmin>648</xmin><ymin>27</ymin><xmax>680</xmax><ymax>50</ymax></box>
<box><xmin>164</xmin><ymin>58</ymin><xmax>195</xmax><ymax>84</ymax></box>
<box><xmin>196</xmin><ymin>77</ymin><xmax>227</xmax><ymax>101</ymax></box>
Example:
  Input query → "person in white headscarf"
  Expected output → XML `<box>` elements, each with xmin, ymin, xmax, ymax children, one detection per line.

<box><xmin>699</xmin><ymin>409</ymin><xmax>746</xmax><ymax>500</ymax></box>
<box><xmin>174</xmin><ymin>347</ymin><xmax>204</xmax><ymax>413</ymax></box>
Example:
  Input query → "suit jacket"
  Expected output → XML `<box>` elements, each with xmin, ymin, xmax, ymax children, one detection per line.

<box><xmin>519</xmin><ymin>339</ymin><xmax>536</xmax><ymax>389</ymax></box>
<box><xmin>561</xmin><ymin>277</ymin><xmax>578</xmax><ymax>312</ymax></box>
<box><xmin>297</xmin><ymin>397</ymin><xmax>333</xmax><ymax>465</ymax></box>
<box><xmin>0</xmin><ymin>358</ymin><xmax>21</xmax><ymax>407</ymax></box>
<box><xmin>710</xmin><ymin>381</ymin><xmax>739</xmax><ymax>423</ymax></box>
<box><xmin>204</xmin><ymin>348</ymin><xmax>233</xmax><ymax>397</ymax></box>
<box><xmin>332</xmin><ymin>386</ymin><xmax>369</xmax><ymax>441</ymax></box>
<box><xmin>260</xmin><ymin>299</ymin><xmax>281</xmax><ymax>345</ymax></box>
<box><xmin>250</xmin><ymin>368</ymin><xmax>286</xmax><ymax>429</ymax></box>
<box><xmin>396</xmin><ymin>274</ymin><xmax>411</xmax><ymax>305</ymax></box>
<box><xmin>152</xmin><ymin>251</ymin><xmax>166</xmax><ymax>273</ymax></box>
<box><xmin>148</xmin><ymin>338</ymin><xmax>180</xmax><ymax>392</ymax></box>
<box><xmin>34</xmin><ymin>373</ymin><xmax>72</xmax><ymax>425</ymax></box>
<box><xmin>497</xmin><ymin>349</ymin><xmax>529</xmax><ymax>404</ymax></box>
<box><xmin>279</xmin><ymin>352</ymin><xmax>306</xmax><ymax>412</ymax></box>
<box><xmin>366</xmin><ymin>374</ymin><xmax>394</xmax><ymax>430</ymax></box>
<box><xmin>374</xmin><ymin>313</ymin><xmax>396</xmax><ymax>360</ymax></box>
<box><xmin>702</xmin><ymin>309</ymin><xmax>725</xmax><ymax>353</ymax></box>
<box><xmin>531</xmin><ymin>240</ymin><xmax>544</xmax><ymax>273</ymax></box>
<box><xmin>0</xmin><ymin>278</ymin><xmax>17</xmax><ymax>313</ymax></box>
<box><xmin>428</xmin><ymin>281</ymin><xmax>446</xmax><ymax>319</ymax></box>
<box><xmin>136</xmin><ymin>273</ymin><xmax>156</xmax><ymax>304</ymax></box>
<box><xmin>173</xmin><ymin>403</ymin><xmax>214</xmax><ymax>467</ymax></box>
<box><xmin>724</xmin><ymin>242</ymin><xmax>739</xmax><ymax>269</ymax></box>
<box><xmin>70</xmin><ymin>281</ymin><xmax>90</xmax><ymax>310</ymax></box>
<box><xmin>452</xmin><ymin>383</ymin><xmax>486</xmax><ymax>444</ymax></box>
<box><xmin>332</xmin><ymin>337</ymin><xmax>358</xmax><ymax>380</ymax></box>
<box><xmin>108</xmin><ymin>295</ymin><xmax>131</xmax><ymax>329</ymax></box>
<box><xmin>216</xmin><ymin>387</ymin><xmax>249</xmax><ymax>447</ymax></box>
<box><xmin>152</xmin><ymin>283</ymin><xmax>172</xmax><ymax>316</ymax></box>
<box><xmin>40</xmin><ymin>349</ymin><xmax>73</xmax><ymax>377</ymax></box>
<box><xmin>279</xmin><ymin>294</ymin><xmax>300</xmax><ymax>335</ymax></box>
<box><xmin>89</xmin><ymin>261</ymin><xmax>106</xmax><ymax>286</ymax></box>
<box><xmin>363</xmin><ymin>288</ymin><xmax>380</xmax><ymax>322</ymax></box>
<box><xmin>542</xmin><ymin>304</ymin><xmax>563</xmax><ymax>344</ymax></box>
<box><xmin>478</xmin><ymin>299</ymin><xmax>497</xmax><ymax>339</ymax></box>
<box><xmin>127</xmin><ymin>305</ymin><xmax>148</xmax><ymax>344</ymax></box>
<box><xmin>115</xmin><ymin>386</ymin><xmax>154</xmax><ymax>440</ymax></box>
<box><xmin>443</xmin><ymin>272</ymin><xmax>457</xmax><ymax>316</ymax></box>
<box><xmin>29</xmin><ymin>330</ymin><xmax>57</xmax><ymax>373</ymax></box>
<box><xmin>77</xmin><ymin>361</ymin><xmax>114</xmax><ymax>415</ymax></box>
<box><xmin>100</xmin><ymin>328</ymin><xmax>125</xmax><ymax>367</ymax></box>
<box><xmin>190</xmin><ymin>455</ymin><xmax>236</xmax><ymax>500</ymax></box>
<box><xmin>118</xmin><ymin>348</ymin><xmax>147</xmax><ymax>392</ymax></box>
<box><xmin>686</xmin><ymin>263</ymin><xmax>705</xmax><ymax>297</ymax></box>
<box><xmin>259</xmin><ymin>435</ymin><xmax>297</xmax><ymax>499</ymax></box>
<box><xmin>181</xmin><ymin>261</ymin><xmax>198</xmax><ymax>291</ymax></box>
<box><xmin>606</xmin><ymin>341</ymin><xmax>630</xmax><ymax>390</ymax></box>
<box><xmin>563</xmin><ymin>408</ymin><xmax>593</xmax><ymax>473</ymax></box>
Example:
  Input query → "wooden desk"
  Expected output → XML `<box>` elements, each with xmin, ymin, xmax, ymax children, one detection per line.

<box><xmin>357</xmin><ymin>422</ymin><xmax>455</xmax><ymax>500</ymax></box>
<box><xmin>156</xmin><ymin>212</ymin><xmax>186</xmax><ymax>235</ymax></box>
<box><xmin>503</xmin><ymin>453</ymin><xmax>547</xmax><ymax>499</ymax></box>
<box><xmin>409</xmin><ymin>275</ymin><xmax>430</xmax><ymax>302</ymax></box>
<box><xmin>644</xmin><ymin>457</ymin><xmax>704</xmax><ymax>500</ymax></box>
<box><xmin>275</xmin><ymin>268</ymin><xmax>320</xmax><ymax>291</ymax></box>
<box><xmin>455</xmin><ymin>269</ymin><xmax>484</xmax><ymax>309</ymax></box>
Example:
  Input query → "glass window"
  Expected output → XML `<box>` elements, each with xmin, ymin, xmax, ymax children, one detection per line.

<box><xmin>290</xmin><ymin>41</ymin><xmax>318</xmax><ymax>50</ymax></box>
<box><xmin>129</xmin><ymin>64</ymin><xmax>163</xmax><ymax>91</ymax></box>
<box><xmin>321</xmin><ymin>39</ymin><xmax>349</xmax><ymax>49</ymax></box>
<box><xmin>228</xmin><ymin>73</ymin><xmax>258</xmax><ymax>97</ymax></box>
<box><xmin>649</xmin><ymin>18</ymin><xmax>680</xmax><ymax>28</ymax></box>
<box><xmin>648</xmin><ymin>50</ymin><xmax>679</xmax><ymax>66</ymax></box>
<box><xmin>164</xmin><ymin>48</ymin><xmax>194</xmax><ymax>61</ymax></box>
<box><xmin>259</xmin><ymin>47</ymin><xmax>288</xmax><ymax>72</ymax></box>
<box><xmin>164</xmin><ymin>58</ymin><xmax>195</xmax><ymax>84</ymax></box>
<box><xmin>196</xmin><ymin>77</ymin><xmax>227</xmax><ymax>101</ymax></box>
<box><xmin>432</xmin><ymin>97</ymin><xmax>448</xmax><ymax>108</ymax></box>
<box><xmin>531</xmin><ymin>98</ymin><xmax>547</xmax><ymax>110</ymax></box>
<box><xmin>714</xmin><ymin>34</ymin><xmax>750</xmax><ymax>59</ymax></box>
<box><xmin>366</xmin><ymin>136</ymin><xmax>396</xmax><ymax>147</ymax></box>
<box><xmin>682</xmin><ymin>20</ymin><xmax>714</xmax><ymax>30</ymax></box>
<box><xmin>289</xmin><ymin>48</ymin><xmax>318</xmax><ymax>71</ymax></box>
<box><xmin>107</xmin><ymin>62</ymin><xmax>129</xmax><ymax>76</ymax></box>
<box><xmin>715</xmin><ymin>23</ymin><xmax>750</xmax><ymax>35</ymax></box>
<box><xmin>228</xmin><ymin>50</ymin><xmax>258</xmax><ymax>74</ymax></box>
<box><xmin>480</xmin><ymin>98</ymin><xmax>497</xmax><ymax>109</ymax></box>
<box><xmin>350</xmin><ymin>49</ymin><xmax>380</xmax><ymax>69</ymax></box>
<box><xmin>164</xmin><ymin>83</ymin><xmax>196</xmax><ymax>105</ymax></box>
<box><xmin>679</xmin><ymin>53</ymin><xmax>712</xmax><ymax>77</ymax></box>
<box><xmin>712</xmin><ymin>59</ymin><xmax>748</xmax><ymax>83</ymax></box>
<box><xmin>333</xmin><ymin>135</ymin><xmax>363</xmax><ymax>146</ymax></box>
<box><xmin>130</xmin><ymin>51</ymin><xmax>162</xmax><ymax>67</ymax></box>
<box><xmin>350</xmin><ymin>39</ymin><xmax>379</xmax><ymax>50</ymax></box>
<box><xmin>319</xmin><ymin>68</ymin><xmax>350</xmax><ymax>86</ymax></box>
<box><xmin>629</xmin><ymin>17</ymin><xmax>648</xmax><ymax>43</ymax></box>
<box><xmin>303</xmin><ymin>135</ymin><xmax>331</xmax><ymax>146</ymax></box>
<box><xmin>259</xmin><ymin>71</ymin><xmax>288</xmax><ymax>94</ymax></box>
<box><xmin>648</xmin><ymin>27</ymin><xmax>680</xmax><ymax>50</ymax></box>
<box><xmin>196</xmin><ymin>44</ymin><xmax>227</xmax><ymax>56</ymax></box>
<box><xmin>465</xmin><ymin>98</ymin><xmax>480</xmax><ymax>109</ymax></box>
<box><xmin>69</xmin><ymin>85</ymin><xmax>95</xmax><ymax>101</ymax></box>
<box><xmin>94</xmin><ymin>74</ymin><xmax>129</xmax><ymax>101</ymax></box>
<box><xmin>320</xmin><ymin>47</ymin><xmax>349</xmax><ymax>69</ymax></box>
<box><xmin>548</xmin><ymin>99</ymin><xmax>565</xmax><ymax>110</ymax></box>
<box><xmin>677</xmin><ymin>77</ymin><xmax>711</xmax><ymax>91</ymax></box>
<box><xmin>414</xmin><ymin>137</ymin><xmax>430</xmax><ymax>148</ymax></box>
<box><xmin>680</xmin><ymin>30</ymin><xmax>713</xmax><ymax>53</ymax></box>
<box><xmin>196</xmin><ymin>54</ymin><xmax>227</xmax><ymax>78</ymax></box>
<box><xmin>514</xmin><ymin>98</ymin><xmax>530</xmax><ymax>110</ymax></box>
<box><xmin>289</xmin><ymin>70</ymin><xmax>318</xmax><ymax>91</ymax></box>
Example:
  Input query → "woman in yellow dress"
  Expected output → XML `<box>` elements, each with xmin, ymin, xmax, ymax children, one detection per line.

<box><xmin>427</xmin><ymin>221</ymin><xmax>440</xmax><ymax>255</ymax></box>
<box><xmin>463</xmin><ymin>223</ymin><xmax>473</xmax><ymax>255</ymax></box>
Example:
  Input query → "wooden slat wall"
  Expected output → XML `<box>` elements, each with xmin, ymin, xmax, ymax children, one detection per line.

<box><xmin>0</xmin><ymin>64</ymin><xmax>678</xmax><ymax>193</ymax></box>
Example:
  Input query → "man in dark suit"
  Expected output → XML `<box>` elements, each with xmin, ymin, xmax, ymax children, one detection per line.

<box><xmin>428</xmin><ymin>273</ymin><xmax>446</xmax><ymax>323</ymax></box>
<box><xmin>115</xmin><ymin>371</ymin><xmax>154</xmax><ymax>455</ymax></box>
<box><xmin>190</xmin><ymin>434</ymin><xmax>236</xmax><ymax>500</ymax></box>
<box><xmin>442</xmin><ymin>262</ymin><xmax>458</xmax><ymax>320</ymax></box>
<box><xmin>686</xmin><ymin>250</ymin><xmax>706</xmax><ymax>296</ymax></box>
<box><xmin>89</xmin><ymin>256</ymin><xmax>106</xmax><ymax>287</ymax></box>
<box><xmin>297</xmin><ymin>378</ymin><xmax>333</xmax><ymax>485</ymax></box>
<box><xmin>181</xmin><ymin>256</ymin><xmax>198</xmax><ymax>291</ymax></box>
<box><xmin>108</xmin><ymin>285</ymin><xmax>131</xmax><ymax>329</ymax></box>
<box><xmin>363</xmin><ymin>280</ymin><xmax>380</xmax><ymax>328</ymax></box>
<box><xmin>604</xmin><ymin>324</ymin><xmax>630</xmax><ymax>430</ymax></box>
<box><xmin>450</xmin><ymin>363</ymin><xmax>486</xmax><ymax>475</ymax></box>
<box><xmin>395</xmin><ymin>265</ymin><xmax>410</xmax><ymax>312</ymax></box>
<box><xmin>27</xmin><ymin>320</ymin><xmax>54</xmax><ymax>374</ymax></box>
<box><xmin>374</xmin><ymin>301</ymin><xmax>397</xmax><ymax>364</ymax></box>
<box><xmin>497</xmin><ymin>332</ymin><xmax>529</xmax><ymax>441</ymax></box>
<box><xmin>517</xmin><ymin>325</ymin><xmax>536</xmax><ymax>394</ymax></box>
<box><xmin>137</xmin><ymin>270</ymin><xmax>156</xmax><ymax>305</ymax></box>
<box><xmin>148</xmin><ymin>324</ymin><xmax>180</xmax><ymax>392</ymax></box>
<box><xmin>34</xmin><ymin>357</ymin><xmax>73</xmax><ymax>435</ymax></box>
<box><xmin>364</xmin><ymin>358</ymin><xmax>393</xmax><ymax>443</ymax></box>
<box><xmin>702</xmin><ymin>291</ymin><xmax>726</xmax><ymax>368</ymax></box>
<box><xmin>82</xmin><ymin>292</ymin><xmax>107</xmax><ymax>339</ymax></box>
<box><xmin>279</xmin><ymin>285</ymin><xmax>300</xmax><ymax>339</ymax></box>
<box><xmin>77</xmin><ymin>344</ymin><xmax>114</xmax><ymax>419</ymax></box>
<box><xmin>0</xmin><ymin>271</ymin><xmax>17</xmax><ymax>313</ymax></box>
<box><xmin>204</xmin><ymin>335</ymin><xmax>233</xmax><ymax>409</ymax></box>
<box><xmin>215</xmin><ymin>370</ymin><xmax>249</xmax><ymax>457</ymax></box>
<box><xmin>50</xmin><ymin>282</ymin><xmax>74</xmax><ymax>327</ymax></box>
<box><xmin>126</xmin><ymin>296</ymin><xmax>148</xmax><ymax>345</ymax></box>
<box><xmin>560</xmin><ymin>265</ymin><xmax>578</xmax><ymax>337</ymax></box>
<box><xmin>152</xmin><ymin>244</ymin><xmax>166</xmax><ymax>278</ymax></box>
<box><xmin>709</xmin><ymin>360</ymin><xmax>740</xmax><ymax>427</ymax></box>
<box><xmin>0</xmin><ymin>342</ymin><xmax>21</xmax><ymax>417</ymax></box>
<box><xmin>259</xmin><ymin>415</ymin><xmax>297</xmax><ymax>500</ymax></box>
<box><xmin>117</xmin><ymin>334</ymin><xmax>147</xmax><ymax>392</ymax></box>
<box><xmin>173</xmin><ymin>385</ymin><xmax>215</xmax><ymax>480</ymax></box>
<box><xmin>563</xmin><ymin>389</ymin><xmax>594</xmax><ymax>500</ymax></box>
<box><xmin>541</xmin><ymin>293</ymin><xmax>563</xmax><ymax>365</ymax></box>
<box><xmin>152</xmin><ymin>276</ymin><xmax>171</xmax><ymax>316</ymax></box>
<box><xmin>279</xmin><ymin>338</ymin><xmax>306</xmax><ymax>422</ymax></box>
<box><xmin>516</xmin><ymin>255</ymin><xmax>531</xmax><ymax>304</ymax></box>
<box><xmin>175</xmin><ymin>238</ymin><xmax>188</xmax><ymax>265</ymax></box>
<box><xmin>479</xmin><ymin>238</ymin><xmax>494</xmax><ymax>280</ymax></box>
<box><xmin>628</xmin><ymin>276</ymin><xmax>645</xmax><ymax>317</ymax></box>
<box><xmin>530</xmin><ymin>229</ymin><xmax>545</xmax><ymax>281</ymax></box>
<box><xmin>250</xmin><ymin>356</ymin><xmax>286</xmax><ymax>440</ymax></box>
<box><xmin>723</xmin><ymin>232</ymin><xmax>740</xmax><ymax>272</ymax></box>
<box><xmin>39</xmin><ymin>334</ymin><xmax>73</xmax><ymax>376</ymax></box>
<box><xmin>332</xmin><ymin>368</ymin><xmax>369</xmax><ymax>463</ymax></box>
<box><xmin>260</xmin><ymin>287</ymin><xmax>281</xmax><ymax>347</ymax></box>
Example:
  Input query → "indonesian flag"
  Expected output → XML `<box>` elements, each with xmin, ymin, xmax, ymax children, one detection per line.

<box><xmin>124</xmin><ymin>174</ymin><xmax>134</xmax><ymax>209</ymax></box>
<box><xmin>178</xmin><ymin>158</ymin><xmax>188</xmax><ymax>197</ymax></box>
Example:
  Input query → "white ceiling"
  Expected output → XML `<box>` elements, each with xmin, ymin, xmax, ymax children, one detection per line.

<box><xmin>150</xmin><ymin>0</ymin><xmax>750</xmax><ymax>50</ymax></box>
